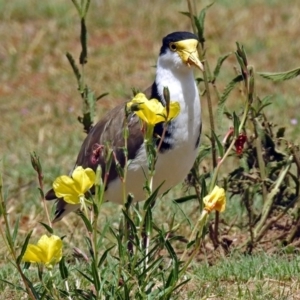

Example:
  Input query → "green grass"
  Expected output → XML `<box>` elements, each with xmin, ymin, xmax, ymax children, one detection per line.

<box><xmin>1</xmin><ymin>252</ymin><xmax>299</xmax><ymax>299</ymax></box>
<box><xmin>1</xmin><ymin>0</ymin><xmax>300</xmax><ymax>298</ymax></box>
<box><xmin>188</xmin><ymin>253</ymin><xmax>300</xmax><ymax>299</ymax></box>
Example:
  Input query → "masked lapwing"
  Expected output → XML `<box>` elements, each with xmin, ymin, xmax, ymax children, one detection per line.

<box><xmin>45</xmin><ymin>31</ymin><xmax>203</xmax><ymax>222</ymax></box>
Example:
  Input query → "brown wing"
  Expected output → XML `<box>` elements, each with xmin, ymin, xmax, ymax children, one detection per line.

<box><xmin>75</xmin><ymin>102</ymin><xmax>144</xmax><ymax>186</ymax></box>
<box><xmin>45</xmin><ymin>92</ymin><xmax>152</xmax><ymax>200</ymax></box>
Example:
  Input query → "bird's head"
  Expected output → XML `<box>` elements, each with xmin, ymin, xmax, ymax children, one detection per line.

<box><xmin>159</xmin><ymin>31</ymin><xmax>204</xmax><ymax>72</ymax></box>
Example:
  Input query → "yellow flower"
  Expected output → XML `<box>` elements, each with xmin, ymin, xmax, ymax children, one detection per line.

<box><xmin>203</xmin><ymin>186</ymin><xmax>226</xmax><ymax>213</ymax></box>
<box><xmin>53</xmin><ymin>166</ymin><xmax>95</xmax><ymax>205</ymax></box>
<box><xmin>126</xmin><ymin>93</ymin><xmax>180</xmax><ymax>126</ymax></box>
<box><xmin>22</xmin><ymin>235</ymin><xmax>62</xmax><ymax>269</ymax></box>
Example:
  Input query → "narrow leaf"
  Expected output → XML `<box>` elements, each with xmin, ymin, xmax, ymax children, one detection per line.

<box><xmin>233</xmin><ymin>112</ymin><xmax>240</xmax><ymax>137</ymax></box>
<box><xmin>12</xmin><ymin>217</ymin><xmax>20</xmax><ymax>246</ymax></box>
<box><xmin>258</xmin><ymin>67</ymin><xmax>300</xmax><ymax>82</ymax></box>
<box><xmin>83</xmin><ymin>0</ymin><xmax>91</xmax><ymax>16</ymax></box>
<box><xmin>17</xmin><ymin>230</ymin><xmax>33</xmax><ymax>264</ymax></box>
<box><xmin>76</xmin><ymin>269</ymin><xmax>94</xmax><ymax>283</ymax></box>
<box><xmin>173</xmin><ymin>194</ymin><xmax>197</xmax><ymax>203</ymax></box>
<box><xmin>79</xmin><ymin>18</ymin><xmax>88</xmax><ymax>65</ymax></box>
<box><xmin>211</xmin><ymin>131</ymin><xmax>224</xmax><ymax>158</ymax></box>
<box><xmin>39</xmin><ymin>222</ymin><xmax>53</xmax><ymax>234</ymax></box>
<box><xmin>145</xmin><ymin>208</ymin><xmax>153</xmax><ymax>236</ymax></box>
<box><xmin>78</xmin><ymin>211</ymin><xmax>93</xmax><ymax>232</ymax></box>
<box><xmin>197</xmin><ymin>2</ymin><xmax>214</xmax><ymax>43</ymax></box>
<box><xmin>71</xmin><ymin>0</ymin><xmax>81</xmax><ymax>16</ymax></box>
<box><xmin>98</xmin><ymin>246</ymin><xmax>114</xmax><ymax>268</ymax></box>
<box><xmin>143</xmin><ymin>181</ymin><xmax>164</xmax><ymax>211</ymax></box>
<box><xmin>96</xmin><ymin>92</ymin><xmax>109</xmax><ymax>101</ymax></box>
<box><xmin>66</xmin><ymin>52</ymin><xmax>81</xmax><ymax>84</ymax></box>
<box><xmin>59</xmin><ymin>256</ymin><xmax>68</xmax><ymax>280</ymax></box>
<box><xmin>217</xmin><ymin>74</ymin><xmax>243</xmax><ymax>127</ymax></box>
<box><xmin>213</xmin><ymin>53</ymin><xmax>232</xmax><ymax>80</ymax></box>
<box><xmin>91</xmin><ymin>260</ymin><xmax>100</xmax><ymax>291</ymax></box>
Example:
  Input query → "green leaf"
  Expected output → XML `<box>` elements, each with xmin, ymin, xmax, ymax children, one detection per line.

<box><xmin>235</xmin><ymin>42</ymin><xmax>248</xmax><ymax>71</ymax></box>
<box><xmin>196</xmin><ymin>77</ymin><xmax>204</xmax><ymax>85</ymax></box>
<box><xmin>0</xmin><ymin>279</ymin><xmax>26</xmax><ymax>292</ymax></box>
<box><xmin>71</xmin><ymin>0</ymin><xmax>81</xmax><ymax>16</ymax></box>
<box><xmin>240</xmin><ymin>155</ymin><xmax>250</xmax><ymax>172</ymax></box>
<box><xmin>83</xmin><ymin>0</ymin><xmax>91</xmax><ymax>17</ymax></box>
<box><xmin>66</xmin><ymin>52</ymin><xmax>81</xmax><ymax>84</ymax></box>
<box><xmin>17</xmin><ymin>230</ymin><xmax>33</xmax><ymax>264</ymax></box>
<box><xmin>73</xmin><ymin>289</ymin><xmax>96</xmax><ymax>300</ymax></box>
<box><xmin>96</xmin><ymin>92</ymin><xmax>109</xmax><ymax>101</ymax></box>
<box><xmin>79</xmin><ymin>18</ymin><xmax>88</xmax><ymax>65</ymax></box>
<box><xmin>196</xmin><ymin>144</ymin><xmax>211</xmax><ymax>164</ymax></box>
<box><xmin>172</xmin><ymin>201</ymin><xmax>192</xmax><ymax>227</ymax></box>
<box><xmin>145</xmin><ymin>208</ymin><xmax>153</xmax><ymax>236</ymax></box>
<box><xmin>78</xmin><ymin>211</ymin><xmax>93</xmax><ymax>232</ymax></box>
<box><xmin>87</xmin><ymin>88</ymin><xmax>96</xmax><ymax>121</ymax></box>
<box><xmin>197</xmin><ymin>2</ymin><xmax>214</xmax><ymax>43</ymax></box>
<box><xmin>213</xmin><ymin>53</ymin><xmax>232</xmax><ymax>80</ymax></box>
<box><xmin>122</xmin><ymin>209</ymin><xmax>138</xmax><ymax>246</ymax></box>
<box><xmin>173</xmin><ymin>194</ymin><xmax>197</xmax><ymax>203</ymax></box>
<box><xmin>84</xmin><ymin>236</ymin><xmax>94</xmax><ymax>257</ymax></box>
<box><xmin>217</xmin><ymin>75</ymin><xmax>243</xmax><ymax>126</ymax></box>
<box><xmin>91</xmin><ymin>260</ymin><xmax>100</xmax><ymax>292</ymax></box>
<box><xmin>211</xmin><ymin>130</ymin><xmax>224</xmax><ymax>158</ymax></box>
<box><xmin>140</xmin><ymin>256</ymin><xmax>164</xmax><ymax>278</ymax></box>
<box><xmin>98</xmin><ymin>246</ymin><xmax>114</xmax><ymax>268</ymax></box>
<box><xmin>12</xmin><ymin>217</ymin><xmax>20</xmax><ymax>246</ymax></box>
<box><xmin>143</xmin><ymin>181</ymin><xmax>164</xmax><ymax>211</ymax></box>
<box><xmin>200</xmin><ymin>177</ymin><xmax>208</xmax><ymax>205</ymax></box>
<box><xmin>256</xmin><ymin>95</ymin><xmax>273</xmax><ymax>114</ymax></box>
<box><xmin>233</xmin><ymin>112</ymin><xmax>240</xmax><ymax>137</ymax></box>
<box><xmin>39</xmin><ymin>222</ymin><xmax>53</xmax><ymax>234</ymax></box>
<box><xmin>180</xmin><ymin>11</ymin><xmax>191</xmax><ymax>18</ymax></box>
<box><xmin>76</xmin><ymin>269</ymin><xmax>94</xmax><ymax>283</ymax></box>
<box><xmin>171</xmin><ymin>278</ymin><xmax>191</xmax><ymax>294</ymax></box>
<box><xmin>258</xmin><ymin>67</ymin><xmax>300</xmax><ymax>82</ymax></box>
<box><xmin>59</xmin><ymin>256</ymin><xmax>69</xmax><ymax>280</ymax></box>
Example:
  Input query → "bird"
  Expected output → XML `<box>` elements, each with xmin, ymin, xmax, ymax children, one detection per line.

<box><xmin>45</xmin><ymin>31</ymin><xmax>203</xmax><ymax>222</ymax></box>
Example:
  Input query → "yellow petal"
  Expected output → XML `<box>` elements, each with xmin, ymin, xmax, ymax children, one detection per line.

<box><xmin>72</xmin><ymin>166</ymin><xmax>95</xmax><ymax>194</ymax></box>
<box><xmin>37</xmin><ymin>235</ymin><xmax>63</xmax><ymax>267</ymax></box>
<box><xmin>203</xmin><ymin>186</ymin><xmax>226</xmax><ymax>213</ymax></box>
<box><xmin>127</xmin><ymin>93</ymin><xmax>166</xmax><ymax>125</ymax></box>
<box><xmin>126</xmin><ymin>93</ymin><xmax>147</xmax><ymax>113</ymax></box>
<box><xmin>131</xmin><ymin>93</ymin><xmax>148</xmax><ymax>104</ymax></box>
<box><xmin>137</xmin><ymin>99</ymin><xmax>165</xmax><ymax>125</ymax></box>
<box><xmin>166</xmin><ymin>102</ymin><xmax>180</xmax><ymax>121</ymax></box>
<box><xmin>22</xmin><ymin>244</ymin><xmax>44</xmax><ymax>263</ymax></box>
<box><xmin>53</xmin><ymin>175</ymin><xmax>81</xmax><ymax>204</ymax></box>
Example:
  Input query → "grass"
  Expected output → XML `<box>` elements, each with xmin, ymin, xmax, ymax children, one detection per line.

<box><xmin>1</xmin><ymin>0</ymin><xmax>300</xmax><ymax>298</ymax></box>
<box><xmin>189</xmin><ymin>253</ymin><xmax>300</xmax><ymax>299</ymax></box>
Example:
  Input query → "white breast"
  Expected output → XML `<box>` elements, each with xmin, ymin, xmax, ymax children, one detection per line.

<box><xmin>104</xmin><ymin>59</ymin><xmax>201</xmax><ymax>204</ymax></box>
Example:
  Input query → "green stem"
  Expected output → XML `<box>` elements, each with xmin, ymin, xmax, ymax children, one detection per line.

<box><xmin>180</xmin><ymin>210</ymin><xmax>208</xmax><ymax>272</ymax></box>
<box><xmin>0</xmin><ymin>172</ymin><xmax>37</xmax><ymax>300</ymax></box>
<box><xmin>253</xmin><ymin>118</ymin><xmax>268</xmax><ymax>201</ymax></box>
<box><xmin>253</xmin><ymin>156</ymin><xmax>293</xmax><ymax>241</ymax></box>
<box><xmin>209</xmin><ymin>99</ymin><xmax>250</xmax><ymax>192</ymax></box>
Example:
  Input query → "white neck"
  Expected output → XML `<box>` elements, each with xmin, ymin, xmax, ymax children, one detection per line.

<box><xmin>154</xmin><ymin>58</ymin><xmax>201</xmax><ymax>148</ymax></box>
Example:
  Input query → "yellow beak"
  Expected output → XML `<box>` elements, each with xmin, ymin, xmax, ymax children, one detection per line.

<box><xmin>174</xmin><ymin>39</ymin><xmax>204</xmax><ymax>71</ymax></box>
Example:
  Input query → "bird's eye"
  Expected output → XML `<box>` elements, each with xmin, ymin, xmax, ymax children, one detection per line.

<box><xmin>169</xmin><ymin>43</ymin><xmax>177</xmax><ymax>51</ymax></box>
